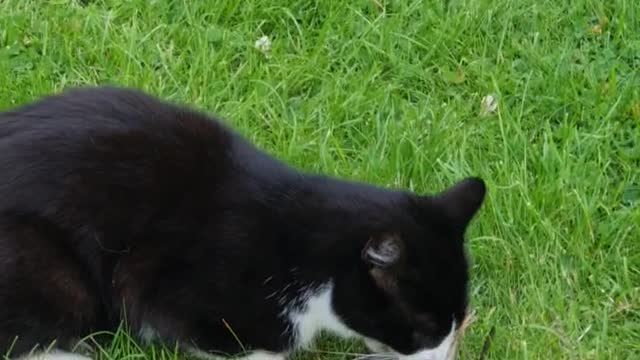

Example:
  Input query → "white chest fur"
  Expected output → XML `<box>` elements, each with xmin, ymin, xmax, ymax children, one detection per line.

<box><xmin>284</xmin><ymin>282</ymin><xmax>356</xmax><ymax>348</ymax></box>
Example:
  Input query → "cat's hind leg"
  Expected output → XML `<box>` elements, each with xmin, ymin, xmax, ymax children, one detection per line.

<box><xmin>0</xmin><ymin>217</ymin><xmax>102</xmax><ymax>358</ymax></box>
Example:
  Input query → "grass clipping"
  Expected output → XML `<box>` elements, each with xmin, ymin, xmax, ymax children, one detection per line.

<box><xmin>455</xmin><ymin>310</ymin><xmax>496</xmax><ymax>360</ymax></box>
<box><xmin>451</xmin><ymin>311</ymin><xmax>473</xmax><ymax>358</ymax></box>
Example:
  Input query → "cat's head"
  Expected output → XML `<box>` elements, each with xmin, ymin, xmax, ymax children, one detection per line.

<box><xmin>333</xmin><ymin>177</ymin><xmax>486</xmax><ymax>360</ymax></box>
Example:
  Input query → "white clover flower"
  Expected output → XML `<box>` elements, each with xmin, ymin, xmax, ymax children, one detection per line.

<box><xmin>480</xmin><ymin>94</ymin><xmax>498</xmax><ymax>116</ymax></box>
<box><xmin>254</xmin><ymin>35</ymin><xmax>272</xmax><ymax>58</ymax></box>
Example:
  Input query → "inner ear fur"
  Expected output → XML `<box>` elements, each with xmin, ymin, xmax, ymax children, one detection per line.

<box><xmin>361</xmin><ymin>233</ymin><xmax>404</xmax><ymax>268</ymax></box>
<box><xmin>362</xmin><ymin>233</ymin><xmax>405</xmax><ymax>293</ymax></box>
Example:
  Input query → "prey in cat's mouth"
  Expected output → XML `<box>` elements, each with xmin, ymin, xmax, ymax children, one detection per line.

<box><xmin>0</xmin><ymin>86</ymin><xmax>486</xmax><ymax>360</ymax></box>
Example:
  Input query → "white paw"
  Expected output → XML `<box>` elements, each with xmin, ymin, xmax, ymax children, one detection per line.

<box><xmin>189</xmin><ymin>348</ymin><xmax>286</xmax><ymax>360</ymax></box>
<box><xmin>236</xmin><ymin>351</ymin><xmax>285</xmax><ymax>360</ymax></box>
<box><xmin>19</xmin><ymin>351</ymin><xmax>92</xmax><ymax>360</ymax></box>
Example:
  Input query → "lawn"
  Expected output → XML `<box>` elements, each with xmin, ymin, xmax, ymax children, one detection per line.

<box><xmin>1</xmin><ymin>0</ymin><xmax>639</xmax><ymax>359</ymax></box>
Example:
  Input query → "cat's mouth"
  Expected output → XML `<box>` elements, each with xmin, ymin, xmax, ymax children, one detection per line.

<box><xmin>362</xmin><ymin>312</ymin><xmax>473</xmax><ymax>360</ymax></box>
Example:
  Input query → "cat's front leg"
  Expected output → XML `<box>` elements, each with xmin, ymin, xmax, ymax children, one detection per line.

<box><xmin>234</xmin><ymin>351</ymin><xmax>286</xmax><ymax>360</ymax></box>
<box><xmin>190</xmin><ymin>349</ymin><xmax>286</xmax><ymax>360</ymax></box>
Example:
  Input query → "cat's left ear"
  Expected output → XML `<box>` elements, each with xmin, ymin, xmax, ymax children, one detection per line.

<box><xmin>432</xmin><ymin>177</ymin><xmax>486</xmax><ymax>229</ymax></box>
<box><xmin>362</xmin><ymin>233</ymin><xmax>405</xmax><ymax>293</ymax></box>
<box><xmin>361</xmin><ymin>233</ymin><xmax>404</xmax><ymax>268</ymax></box>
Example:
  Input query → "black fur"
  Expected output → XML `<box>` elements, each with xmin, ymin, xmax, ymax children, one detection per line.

<box><xmin>0</xmin><ymin>87</ymin><xmax>485</xmax><ymax>357</ymax></box>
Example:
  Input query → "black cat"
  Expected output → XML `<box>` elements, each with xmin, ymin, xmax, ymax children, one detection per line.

<box><xmin>0</xmin><ymin>87</ymin><xmax>485</xmax><ymax>360</ymax></box>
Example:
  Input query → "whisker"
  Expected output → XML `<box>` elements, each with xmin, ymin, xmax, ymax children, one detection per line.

<box><xmin>353</xmin><ymin>355</ymin><xmax>395</xmax><ymax>360</ymax></box>
<box><xmin>303</xmin><ymin>349</ymin><xmax>373</xmax><ymax>356</ymax></box>
<box><xmin>304</xmin><ymin>349</ymin><xmax>396</xmax><ymax>360</ymax></box>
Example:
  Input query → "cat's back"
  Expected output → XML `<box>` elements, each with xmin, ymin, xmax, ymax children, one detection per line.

<box><xmin>0</xmin><ymin>85</ymin><xmax>233</xmax><ymax>165</ymax></box>
<box><xmin>0</xmin><ymin>86</ymin><xmax>236</xmax><ymax>219</ymax></box>
<box><xmin>0</xmin><ymin>86</ymin><xmax>216</xmax><ymax>139</ymax></box>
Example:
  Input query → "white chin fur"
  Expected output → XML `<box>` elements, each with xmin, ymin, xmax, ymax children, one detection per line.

<box><xmin>364</xmin><ymin>321</ymin><xmax>458</xmax><ymax>360</ymax></box>
<box><xmin>363</xmin><ymin>338</ymin><xmax>392</xmax><ymax>353</ymax></box>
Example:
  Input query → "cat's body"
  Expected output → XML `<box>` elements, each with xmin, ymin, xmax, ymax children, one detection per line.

<box><xmin>0</xmin><ymin>87</ymin><xmax>485</xmax><ymax>360</ymax></box>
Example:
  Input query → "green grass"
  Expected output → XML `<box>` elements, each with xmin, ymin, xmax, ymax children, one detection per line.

<box><xmin>1</xmin><ymin>0</ymin><xmax>639</xmax><ymax>359</ymax></box>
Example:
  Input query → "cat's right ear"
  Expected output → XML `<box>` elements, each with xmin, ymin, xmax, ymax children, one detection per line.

<box><xmin>432</xmin><ymin>177</ymin><xmax>486</xmax><ymax>230</ymax></box>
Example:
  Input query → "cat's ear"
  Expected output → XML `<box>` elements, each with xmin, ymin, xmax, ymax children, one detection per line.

<box><xmin>361</xmin><ymin>233</ymin><xmax>404</xmax><ymax>268</ymax></box>
<box><xmin>362</xmin><ymin>234</ymin><xmax>404</xmax><ymax>293</ymax></box>
<box><xmin>432</xmin><ymin>177</ymin><xmax>486</xmax><ymax>229</ymax></box>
